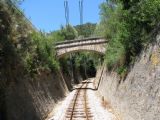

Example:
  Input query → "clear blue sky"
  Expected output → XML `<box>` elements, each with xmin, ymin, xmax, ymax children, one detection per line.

<box><xmin>20</xmin><ymin>0</ymin><xmax>105</xmax><ymax>32</ymax></box>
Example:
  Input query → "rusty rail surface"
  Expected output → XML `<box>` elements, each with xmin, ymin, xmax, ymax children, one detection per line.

<box><xmin>65</xmin><ymin>80</ymin><xmax>92</xmax><ymax>120</ymax></box>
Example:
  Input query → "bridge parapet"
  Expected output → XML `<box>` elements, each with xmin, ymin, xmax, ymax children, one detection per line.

<box><xmin>55</xmin><ymin>37</ymin><xmax>108</xmax><ymax>58</ymax></box>
<box><xmin>55</xmin><ymin>37</ymin><xmax>104</xmax><ymax>45</ymax></box>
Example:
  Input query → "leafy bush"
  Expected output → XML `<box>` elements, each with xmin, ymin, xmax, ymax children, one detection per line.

<box><xmin>116</xmin><ymin>66</ymin><xmax>127</xmax><ymax>75</ymax></box>
<box><xmin>48</xmin><ymin>31</ymin><xmax>65</xmax><ymax>43</ymax></box>
<box><xmin>24</xmin><ymin>32</ymin><xmax>59</xmax><ymax>73</ymax></box>
<box><xmin>59</xmin><ymin>25</ymin><xmax>78</xmax><ymax>40</ymax></box>
<box><xmin>98</xmin><ymin>0</ymin><xmax>160</xmax><ymax>71</ymax></box>
<box><xmin>1</xmin><ymin>0</ymin><xmax>60</xmax><ymax>78</ymax></box>
<box><xmin>48</xmin><ymin>25</ymin><xmax>78</xmax><ymax>42</ymax></box>
<box><xmin>74</xmin><ymin>23</ymin><xmax>96</xmax><ymax>37</ymax></box>
<box><xmin>74</xmin><ymin>52</ymin><xmax>102</xmax><ymax>77</ymax></box>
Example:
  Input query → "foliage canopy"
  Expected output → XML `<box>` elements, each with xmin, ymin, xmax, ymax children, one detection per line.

<box><xmin>97</xmin><ymin>0</ymin><xmax>160</xmax><ymax>72</ymax></box>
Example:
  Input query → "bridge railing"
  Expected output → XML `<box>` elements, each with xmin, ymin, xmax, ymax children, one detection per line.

<box><xmin>55</xmin><ymin>37</ymin><xmax>105</xmax><ymax>45</ymax></box>
<box><xmin>55</xmin><ymin>40</ymin><xmax>107</xmax><ymax>49</ymax></box>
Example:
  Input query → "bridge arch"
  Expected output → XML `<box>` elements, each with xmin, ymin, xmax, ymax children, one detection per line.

<box><xmin>55</xmin><ymin>37</ymin><xmax>107</xmax><ymax>58</ymax></box>
<box><xmin>56</xmin><ymin>49</ymin><xmax>105</xmax><ymax>58</ymax></box>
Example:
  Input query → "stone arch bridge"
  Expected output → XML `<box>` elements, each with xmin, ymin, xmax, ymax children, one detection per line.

<box><xmin>55</xmin><ymin>37</ymin><xmax>107</xmax><ymax>58</ymax></box>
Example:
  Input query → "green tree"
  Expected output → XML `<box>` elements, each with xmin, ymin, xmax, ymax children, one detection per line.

<box><xmin>24</xmin><ymin>32</ymin><xmax>59</xmax><ymax>74</ymax></box>
<box><xmin>98</xmin><ymin>0</ymin><xmax>160</xmax><ymax>71</ymax></box>
<box><xmin>74</xmin><ymin>23</ymin><xmax>96</xmax><ymax>37</ymax></box>
<box><xmin>59</xmin><ymin>25</ymin><xmax>78</xmax><ymax>40</ymax></box>
<box><xmin>48</xmin><ymin>30</ymin><xmax>65</xmax><ymax>43</ymax></box>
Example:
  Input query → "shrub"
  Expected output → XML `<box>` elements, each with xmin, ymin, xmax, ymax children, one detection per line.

<box><xmin>24</xmin><ymin>32</ymin><xmax>59</xmax><ymax>73</ymax></box>
<box><xmin>98</xmin><ymin>0</ymin><xmax>160</xmax><ymax>71</ymax></box>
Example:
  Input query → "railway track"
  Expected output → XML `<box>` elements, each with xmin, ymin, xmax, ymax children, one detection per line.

<box><xmin>64</xmin><ymin>79</ymin><xmax>93</xmax><ymax>120</ymax></box>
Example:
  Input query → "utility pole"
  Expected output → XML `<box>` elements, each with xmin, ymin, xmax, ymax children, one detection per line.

<box><xmin>64</xmin><ymin>0</ymin><xmax>69</xmax><ymax>26</ymax></box>
<box><xmin>79</xmin><ymin>0</ymin><xmax>83</xmax><ymax>37</ymax></box>
<box><xmin>79</xmin><ymin>0</ymin><xmax>83</xmax><ymax>25</ymax></box>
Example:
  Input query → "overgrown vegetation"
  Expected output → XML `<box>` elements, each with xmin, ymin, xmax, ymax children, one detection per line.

<box><xmin>0</xmin><ymin>0</ymin><xmax>102</xmax><ymax>82</ymax></box>
<box><xmin>0</xmin><ymin>0</ymin><xmax>59</xmax><ymax>77</ymax></box>
<box><xmin>97</xmin><ymin>0</ymin><xmax>160</xmax><ymax>73</ymax></box>
<box><xmin>74</xmin><ymin>52</ymin><xmax>102</xmax><ymax>78</ymax></box>
<box><xmin>74</xmin><ymin>23</ymin><xmax>96</xmax><ymax>37</ymax></box>
<box><xmin>54</xmin><ymin>24</ymin><xmax>102</xmax><ymax>80</ymax></box>
<box><xmin>24</xmin><ymin>32</ymin><xmax>59</xmax><ymax>74</ymax></box>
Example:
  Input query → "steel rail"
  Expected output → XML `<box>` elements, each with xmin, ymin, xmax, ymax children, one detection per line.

<box><xmin>69</xmin><ymin>80</ymin><xmax>90</xmax><ymax>120</ymax></box>
<box><xmin>69</xmin><ymin>83</ymin><xmax>84</xmax><ymax>120</ymax></box>
<box><xmin>84</xmin><ymin>80</ymin><xmax>89</xmax><ymax>120</ymax></box>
